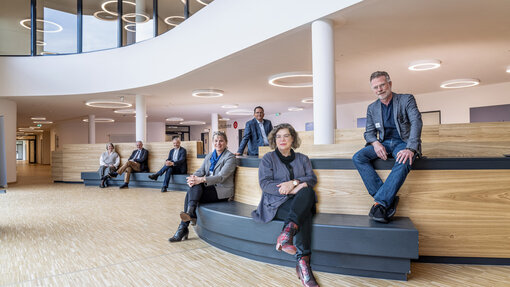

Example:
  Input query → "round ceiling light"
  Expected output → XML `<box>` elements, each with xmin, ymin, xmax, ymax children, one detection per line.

<box><xmin>33</xmin><ymin>121</ymin><xmax>53</xmax><ymax>124</ymax></box>
<box><xmin>82</xmin><ymin>118</ymin><xmax>115</xmax><ymax>123</ymax></box>
<box><xmin>164</xmin><ymin>16</ymin><xmax>185</xmax><ymax>26</ymax></box>
<box><xmin>93</xmin><ymin>10</ymin><xmax>117</xmax><ymax>21</ymax></box>
<box><xmin>114</xmin><ymin>108</ymin><xmax>136</xmax><ymax>114</ymax></box>
<box><xmin>166</xmin><ymin>117</ymin><xmax>184</xmax><ymax>122</ymax></box>
<box><xmin>180</xmin><ymin>121</ymin><xmax>206</xmax><ymax>125</ymax></box>
<box><xmin>85</xmin><ymin>99</ymin><xmax>132</xmax><ymax>108</ymax></box>
<box><xmin>124</xmin><ymin>23</ymin><xmax>136</xmax><ymax>32</ymax></box>
<box><xmin>36</xmin><ymin>40</ymin><xmax>46</xmax><ymax>46</ymax></box>
<box><xmin>197</xmin><ymin>0</ymin><xmax>213</xmax><ymax>5</ymax></box>
<box><xmin>221</xmin><ymin>104</ymin><xmax>239</xmax><ymax>109</ymax></box>
<box><xmin>19</xmin><ymin>19</ymin><xmax>63</xmax><ymax>33</ymax></box>
<box><xmin>440</xmin><ymin>79</ymin><xmax>480</xmax><ymax>89</ymax></box>
<box><xmin>192</xmin><ymin>89</ymin><xmax>224</xmax><ymax>98</ymax></box>
<box><xmin>408</xmin><ymin>59</ymin><xmax>441</xmax><ymax>71</ymax></box>
<box><xmin>268</xmin><ymin>72</ymin><xmax>313</xmax><ymax>88</ymax></box>
<box><xmin>101</xmin><ymin>0</ymin><xmax>136</xmax><ymax>16</ymax></box>
<box><xmin>288</xmin><ymin>106</ymin><xmax>304</xmax><ymax>112</ymax></box>
<box><xmin>31</xmin><ymin>117</ymin><xmax>46</xmax><ymax>120</ymax></box>
<box><xmin>122</xmin><ymin>13</ymin><xmax>150</xmax><ymax>24</ymax></box>
<box><xmin>301</xmin><ymin>97</ymin><xmax>313</xmax><ymax>104</ymax></box>
<box><xmin>225</xmin><ymin>109</ymin><xmax>252</xmax><ymax>116</ymax></box>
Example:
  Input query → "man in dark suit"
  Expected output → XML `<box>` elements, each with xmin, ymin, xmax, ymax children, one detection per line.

<box><xmin>110</xmin><ymin>140</ymin><xmax>149</xmax><ymax>189</ymax></box>
<box><xmin>148</xmin><ymin>137</ymin><xmax>187</xmax><ymax>192</ymax></box>
<box><xmin>236</xmin><ymin>106</ymin><xmax>273</xmax><ymax>156</ymax></box>
<box><xmin>352</xmin><ymin>71</ymin><xmax>423</xmax><ymax>223</ymax></box>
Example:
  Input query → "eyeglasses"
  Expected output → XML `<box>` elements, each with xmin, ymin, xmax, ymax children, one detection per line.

<box><xmin>276</xmin><ymin>134</ymin><xmax>292</xmax><ymax>139</ymax></box>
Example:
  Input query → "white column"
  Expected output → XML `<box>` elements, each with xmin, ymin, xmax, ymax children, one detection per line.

<box><xmin>136</xmin><ymin>95</ymin><xmax>147</xmax><ymax>142</ymax></box>
<box><xmin>88</xmin><ymin>114</ymin><xmax>96</xmax><ymax>144</ymax></box>
<box><xmin>210</xmin><ymin>113</ymin><xmax>219</xmax><ymax>150</ymax></box>
<box><xmin>0</xmin><ymin>116</ymin><xmax>7</xmax><ymax>190</ymax></box>
<box><xmin>312</xmin><ymin>19</ymin><xmax>336</xmax><ymax>145</ymax></box>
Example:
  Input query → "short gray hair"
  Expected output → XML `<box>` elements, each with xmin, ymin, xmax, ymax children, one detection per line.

<box><xmin>267</xmin><ymin>123</ymin><xmax>301</xmax><ymax>150</ymax></box>
<box><xmin>370</xmin><ymin>71</ymin><xmax>391</xmax><ymax>83</ymax></box>
<box><xmin>106</xmin><ymin>142</ymin><xmax>115</xmax><ymax>150</ymax></box>
<box><xmin>213</xmin><ymin>131</ymin><xmax>228</xmax><ymax>142</ymax></box>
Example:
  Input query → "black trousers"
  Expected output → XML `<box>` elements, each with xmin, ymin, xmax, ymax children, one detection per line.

<box><xmin>182</xmin><ymin>183</ymin><xmax>227</xmax><ymax>227</ymax></box>
<box><xmin>274</xmin><ymin>186</ymin><xmax>316</xmax><ymax>258</ymax></box>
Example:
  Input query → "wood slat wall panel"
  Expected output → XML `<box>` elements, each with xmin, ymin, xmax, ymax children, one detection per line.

<box><xmin>233</xmin><ymin>166</ymin><xmax>510</xmax><ymax>258</ymax></box>
<box><xmin>57</xmin><ymin>142</ymin><xmax>203</xmax><ymax>182</ymax></box>
<box><xmin>51</xmin><ymin>150</ymin><xmax>63</xmax><ymax>181</ymax></box>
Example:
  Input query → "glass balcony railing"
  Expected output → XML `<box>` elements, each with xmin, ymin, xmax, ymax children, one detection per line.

<box><xmin>0</xmin><ymin>0</ymin><xmax>212</xmax><ymax>56</ymax></box>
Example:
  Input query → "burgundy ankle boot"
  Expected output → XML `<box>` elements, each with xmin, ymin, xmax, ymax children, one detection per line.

<box><xmin>276</xmin><ymin>221</ymin><xmax>298</xmax><ymax>255</ymax></box>
<box><xmin>296</xmin><ymin>256</ymin><xmax>319</xmax><ymax>287</ymax></box>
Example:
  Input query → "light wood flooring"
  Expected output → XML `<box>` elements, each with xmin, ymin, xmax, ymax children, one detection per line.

<box><xmin>1</xmin><ymin>163</ymin><xmax>510</xmax><ymax>287</ymax></box>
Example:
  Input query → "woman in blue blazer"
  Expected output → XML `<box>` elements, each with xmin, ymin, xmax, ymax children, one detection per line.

<box><xmin>252</xmin><ymin>123</ymin><xmax>319</xmax><ymax>287</ymax></box>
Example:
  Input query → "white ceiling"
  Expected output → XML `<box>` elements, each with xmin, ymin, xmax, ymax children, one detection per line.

<box><xmin>10</xmin><ymin>0</ymin><xmax>510</xmax><ymax>131</ymax></box>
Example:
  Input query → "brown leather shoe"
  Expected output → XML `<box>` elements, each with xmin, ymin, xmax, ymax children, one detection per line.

<box><xmin>296</xmin><ymin>256</ymin><xmax>319</xmax><ymax>287</ymax></box>
<box><xmin>276</xmin><ymin>221</ymin><xmax>298</xmax><ymax>255</ymax></box>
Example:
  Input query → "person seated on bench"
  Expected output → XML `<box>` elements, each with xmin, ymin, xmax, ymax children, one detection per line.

<box><xmin>169</xmin><ymin>131</ymin><xmax>237</xmax><ymax>242</ymax></box>
<box><xmin>252</xmin><ymin>123</ymin><xmax>319</xmax><ymax>287</ymax></box>
<box><xmin>98</xmin><ymin>143</ymin><xmax>120</xmax><ymax>188</ymax></box>
<box><xmin>148</xmin><ymin>137</ymin><xmax>187</xmax><ymax>192</ymax></box>
<box><xmin>109</xmin><ymin>141</ymin><xmax>149</xmax><ymax>189</ymax></box>
<box><xmin>352</xmin><ymin>71</ymin><xmax>423</xmax><ymax>223</ymax></box>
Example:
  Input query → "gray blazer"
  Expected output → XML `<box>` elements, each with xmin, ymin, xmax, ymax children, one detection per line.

<box><xmin>364</xmin><ymin>93</ymin><xmax>423</xmax><ymax>154</ymax></box>
<box><xmin>252</xmin><ymin>151</ymin><xmax>317</xmax><ymax>223</ymax></box>
<box><xmin>194</xmin><ymin>149</ymin><xmax>237</xmax><ymax>200</ymax></box>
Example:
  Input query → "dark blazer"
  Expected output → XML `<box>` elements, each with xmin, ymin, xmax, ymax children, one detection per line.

<box><xmin>167</xmin><ymin>147</ymin><xmax>187</xmax><ymax>174</ymax></box>
<box><xmin>364</xmin><ymin>93</ymin><xmax>423</xmax><ymax>154</ymax></box>
<box><xmin>237</xmin><ymin>118</ymin><xmax>273</xmax><ymax>156</ymax></box>
<box><xmin>194</xmin><ymin>149</ymin><xmax>237</xmax><ymax>199</ymax></box>
<box><xmin>128</xmin><ymin>148</ymin><xmax>149</xmax><ymax>172</ymax></box>
<box><xmin>252</xmin><ymin>151</ymin><xmax>317</xmax><ymax>223</ymax></box>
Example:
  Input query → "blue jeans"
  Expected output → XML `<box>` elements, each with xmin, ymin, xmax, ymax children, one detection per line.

<box><xmin>352</xmin><ymin>139</ymin><xmax>415</xmax><ymax>208</ymax></box>
<box><xmin>155</xmin><ymin>165</ymin><xmax>178</xmax><ymax>188</ymax></box>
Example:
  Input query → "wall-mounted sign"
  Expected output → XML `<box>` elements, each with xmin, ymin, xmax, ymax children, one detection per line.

<box><xmin>233</xmin><ymin>121</ymin><xmax>238</xmax><ymax>129</ymax></box>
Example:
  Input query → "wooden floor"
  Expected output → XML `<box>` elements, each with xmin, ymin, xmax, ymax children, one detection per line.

<box><xmin>1</xmin><ymin>164</ymin><xmax>510</xmax><ymax>287</ymax></box>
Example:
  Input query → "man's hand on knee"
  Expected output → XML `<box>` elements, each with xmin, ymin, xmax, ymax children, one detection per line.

<box><xmin>396</xmin><ymin>149</ymin><xmax>414</xmax><ymax>165</ymax></box>
<box><xmin>371</xmin><ymin>141</ymin><xmax>388</xmax><ymax>160</ymax></box>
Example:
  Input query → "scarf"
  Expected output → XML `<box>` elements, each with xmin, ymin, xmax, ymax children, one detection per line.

<box><xmin>275</xmin><ymin>149</ymin><xmax>296</xmax><ymax>180</ymax></box>
<box><xmin>209</xmin><ymin>150</ymin><xmax>224</xmax><ymax>173</ymax></box>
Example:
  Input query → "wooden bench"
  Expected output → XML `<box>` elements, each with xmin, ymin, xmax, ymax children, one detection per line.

<box><xmin>81</xmin><ymin>172</ymin><xmax>188</xmax><ymax>191</ymax></box>
<box><xmin>195</xmin><ymin>201</ymin><xmax>419</xmax><ymax>281</ymax></box>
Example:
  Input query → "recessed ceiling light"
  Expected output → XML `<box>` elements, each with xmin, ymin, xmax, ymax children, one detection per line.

<box><xmin>268</xmin><ymin>72</ymin><xmax>313</xmax><ymax>88</ymax></box>
<box><xmin>166</xmin><ymin>117</ymin><xmax>184</xmax><ymax>122</ymax></box>
<box><xmin>31</xmin><ymin>117</ymin><xmax>46</xmax><ymax>120</ymax></box>
<box><xmin>219</xmin><ymin>118</ymin><xmax>230</xmax><ymax>121</ymax></box>
<box><xmin>192</xmin><ymin>89</ymin><xmax>224</xmax><ymax>98</ymax></box>
<box><xmin>288</xmin><ymin>106</ymin><xmax>304</xmax><ymax>112</ymax></box>
<box><xmin>114</xmin><ymin>108</ymin><xmax>136</xmax><ymax>114</ymax></box>
<box><xmin>82</xmin><ymin>118</ymin><xmax>115</xmax><ymax>123</ymax></box>
<box><xmin>221</xmin><ymin>104</ymin><xmax>238</xmax><ymax>109</ymax></box>
<box><xmin>33</xmin><ymin>121</ymin><xmax>53</xmax><ymax>124</ymax></box>
<box><xmin>440</xmin><ymin>79</ymin><xmax>480</xmax><ymax>89</ymax></box>
<box><xmin>180</xmin><ymin>121</ymin><xmax>206</xmax><ymax>125</ymax></box>
<box><xmin>408</xmin><ymin>59</ymin><xmax>441</xmax><ymax>71</ymax></box>
<box><xmin>226</xmin><ymin>109</ymin><xmax>252</xmax><ymax>115</ymax></box>
<box><xmin>19</xmin><ymin>19</ymin><xmax>63</xmax><ymax>33</ymax></box>
<box><xmin>29</xmin><ymin>126</ymin><xmax>41</xmax><ymax>129</ymax></box>
<box><xmin>164</xmin><ymin>16</ymin><xmax>185</xmax><ymax>27</ymax></box>
<box><xmin>85</xmin><ymin>99</ymin><xmax>132</xmax><ymax>108</ymax></box>
<box><xmin>301</xmin><ymin>97</ymin><xmax>313</xmax><ymax>104</ymax></box>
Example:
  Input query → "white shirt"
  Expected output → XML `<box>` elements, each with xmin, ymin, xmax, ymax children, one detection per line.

<box><xmin>172</xmin><ymin>148</ymin><xmax>180</xmax><ymax>162</ymax></box>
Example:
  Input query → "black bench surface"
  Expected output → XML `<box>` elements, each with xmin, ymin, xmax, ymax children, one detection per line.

<box><xmin>196</xmin><ymin>201</ymin><xmax>419</xmax><ymax>281</ymax></box>
<box><xmin>81</xmin><ymin>172</ymin><xmax>188</xmax><ymax>191</ymax></box>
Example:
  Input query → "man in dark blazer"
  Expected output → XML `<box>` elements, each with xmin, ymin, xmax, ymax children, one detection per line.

<box><xmin>352</xmin><ymin>71</ymin><xmax>423</xmax><ymax>223</ymax></box>
<box><xmin>110</xmin><ymin>140</ymin><xmax>149</xmax><ymax>189</ymax></box>
<box><xmin>148</xmin><ymin>137</ymin><xmax>187</xmax><ymax>192</ymax></box>
<box><xmin>236</xmin><ymin>106</ymin><xmax>273</xmax><ymax>156</ymax></box>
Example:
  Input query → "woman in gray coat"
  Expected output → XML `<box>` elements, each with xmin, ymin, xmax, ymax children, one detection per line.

<box><xmin>252</xmin><ymin>123</ymin><xmax>319</xmax><ymax>287</ymax></box>
<box><xmin>98</xmin><ymin>143</ymin><xmax>120</xmax><ymax>188</ymax></box>
<box><xmin>169</xmin><ymin>131</ymin><xmax>237</xmax><ymax>242</ymax></box>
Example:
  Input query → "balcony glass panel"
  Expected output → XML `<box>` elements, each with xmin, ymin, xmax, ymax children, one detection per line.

<box><xmin>0</xmin><ymin>0</ymin><xmax>31</xmax><ymax>55</ymax></box>
<box><xmin>36</xmin><ymin>0</ymin><xmax>78</xmax><ymax>55</ymax></box>
<box><xmin>83</xmin><ymin>0</ymin><xmax>118</xmax><ymax>52</ymax></box>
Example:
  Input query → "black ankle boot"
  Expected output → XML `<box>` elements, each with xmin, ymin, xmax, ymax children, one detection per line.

<box><xmin>180</xmin><ymin>205</ymin><xmax>197</xmax><ymax>226</ymax></box>
<box><xmin>169</xmin><ymin>223</ymin><xmax>189</xmax><ymax>243</ymax></box>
